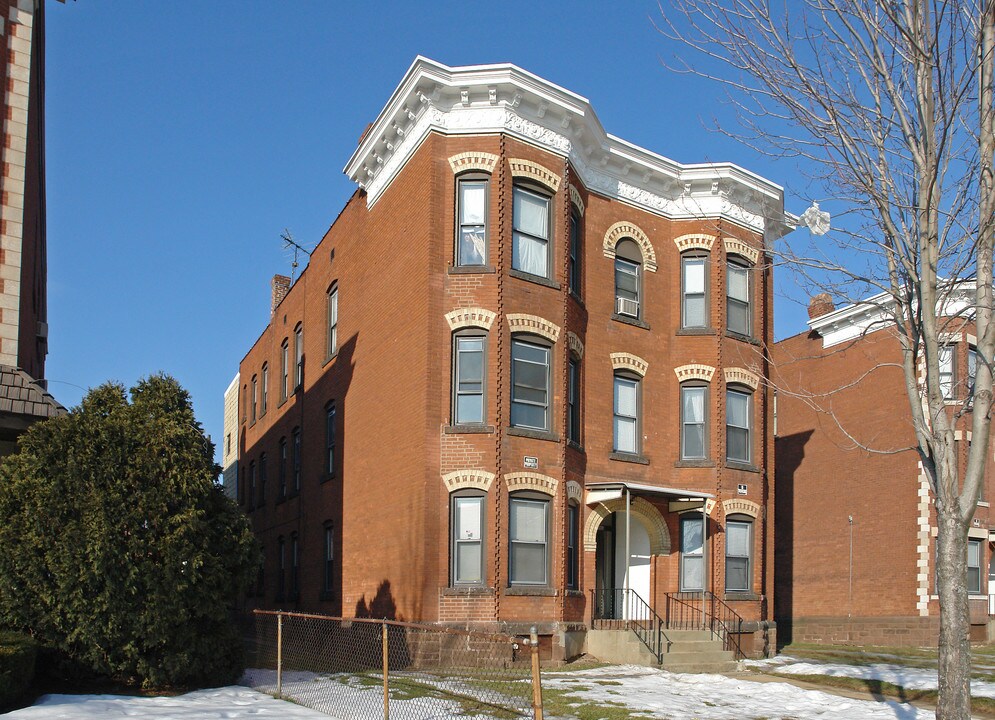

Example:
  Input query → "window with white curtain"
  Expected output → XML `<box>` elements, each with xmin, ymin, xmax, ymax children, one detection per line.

<box><xmin>457</xmin><ymin>178</ymin><xmax>488</xmax><ymax>266</ymax></box>
<box><xmin>725</xmin><ymin>518</ymin><xmax>752</xmax><ymax>592</ymax></box>
<box><xmin>682</xmin><ymin>255</ymin><xmax>707</xmax><ymax>328</ymax></box>
<box><xmin>681</xmin><ymin>384</ymin><xmax>707</xmax><ymax>459</ymax></box>
<box><xmin>509</xmin><ymin>495</ymin><xmax>549</xmax><ymax>585</ymax></box>
<box><xmin>680</xmin><ymin>515</ymin><xmax>704</xmax><ymax>591</ymax></box>
<box><xmin>613</xmin><ymin>374</ymin><xmax>640</xmax><ymax>454</ymax></box>
<box><xmin>512</xmin><ymin>187</ymin><xmax>550</xmax><ymax>278</ymax></box>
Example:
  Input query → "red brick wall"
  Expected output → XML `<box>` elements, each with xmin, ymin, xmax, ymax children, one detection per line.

<box><xmin>238</xmin><ymin>129</ymin><xmax>776</xmax><ymax>652</ymax></box>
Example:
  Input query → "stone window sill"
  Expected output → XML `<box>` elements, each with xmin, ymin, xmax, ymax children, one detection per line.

<box><xmin>449</xmin><ymin>264</ymin><xmax>496</xmax><ymax>275</ymax></box>
<box><xmin>509</xmin><ymin>268</ymin><xmax>560</xmax><ymax>290</ymax></box>
<box><xmin>676</xmin><ymin>327</ymin><xmax>716</xmax><ymax>336</ymax></box>
<box><xmin>445</xmin><ymin>424</ymin><xmax>495</xmax><ymax>435</ymax></box>
<box><xmin>675</xmin><ymin>459</ymin><xmax>715</xmax><ymax>469</ymax></box>
<box><xmin>611</xmin><ymin>313</ymin><xmax>650</xmax><ymax>330</ymax></box>
<box><xmin>725</xmin><ymin>330</ymin><xmax>760</xmax><ymax>346</ymax></box>
<box><xmin>507</xmin><ymin>427</ymin><xmax>560</xmax><ymax>443</ymax></box>
<box><xmin>442</xmin><ymin>586</ymin><xmax>496</xmax><ymax>597</ymax></box>
<box><xmin>505</xmin><ymin>586</ymin><xmax>556</xmax><ymax>597</ymax></box>
<box><xmin>567</xmin><ymin>439</ymin><xmax>585</xmax><ymax>454</ymax></box>
<box><xmin>723</xmin><ymin>592</ymin><xmax>759</xmax><ymax>602</ymax></box>
<box><xmin>322</xmin><ymin>351</ymin><xmax>338</xmax><ymax>369</ymax></box>
<box><xmin>610</xmin><ymin>452</ymin><xmax>649</xmax><ymax>465</ymax></box>
<box><xmin>725</xmin><ymin>460</ymin><xmax>760</xmax><ymax>474</ymax></box>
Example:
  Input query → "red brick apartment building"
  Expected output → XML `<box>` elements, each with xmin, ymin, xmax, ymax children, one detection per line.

<box><xmin>230</xmin><ymin>58</ymin><xmax>790</xmax><ymax>661</ymax></box>
<box><xmin>0</xmin><ymin>0</ymin><xmax>62</xmax><ymax>455</ymax></box>
<box><xmin>774</xmin><ymin>288</ymin><xmax>995</xmax><ymax>645</ymax></box>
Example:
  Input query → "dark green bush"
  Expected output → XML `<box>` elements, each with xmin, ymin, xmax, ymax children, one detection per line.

<box><xmin>0</xmin><ymin>631</ymin><xmax>37</xmax><ymax>708</ymax></box>
<box><xmin>0</xmin><ymin>375</ymin><xmax>257</xmax><ymax>689</ymax></box>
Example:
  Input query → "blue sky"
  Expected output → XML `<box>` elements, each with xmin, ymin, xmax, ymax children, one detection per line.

<box><xmin>44</xmin><ymin>1</ymin><xmax>820</xmax><ymax>460</ymax></box>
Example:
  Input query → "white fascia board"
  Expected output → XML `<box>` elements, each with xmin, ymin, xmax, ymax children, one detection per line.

<box><xmin>224</xmin><ymin>372</ymin><xmax>240</xmax><ymax>397</ymax></box>
<box><xmin>343</xmin><ymin>57</ymin><xmax>785</xmax><ymax>234</ymax></box>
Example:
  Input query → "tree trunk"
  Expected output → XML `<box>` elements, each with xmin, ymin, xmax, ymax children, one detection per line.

<box><xmin>936</xmin><ymin>506</ymin><xmax>972</xmax><ymax>719</ymax></box>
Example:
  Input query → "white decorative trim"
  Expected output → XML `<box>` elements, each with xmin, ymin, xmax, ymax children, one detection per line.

<box><xmin>442</xmin><ymin>469</ymin><xmax>496</xmax><ymax>493</ymax></box>
<box><xmin>723</xmin><ymin>238</ymin><xmax>760</xmax><ymax>264</ymax></box>
<box><xmin>343</xmin><ymin>58</ymin><xmax>786</xmax><ymax>236</ymax></box>
<box><xmin>448</xmin><ymin>151</ymin><xmax>499</xmax><ymax>174</ymax></box>
<box><xmin>445</xmin><ymin>307</ymin><xmax>496</xmax><ymax>331</ymax></box>
<box><xmin>722</xmin><ymin>499</ymin><xmax>760</xmax><ymax>519</ymax></box>
<box><xmin>567</xmin><ymin>331</ymin><xmax>584</xmax><ymax>359</ymax></box>
<box><xmin>724</xmin><ymin>367</ymin><xmax>760</xmax><ymax>390</ymax></box>
<box><xmin>611</xmin><ymin>352</ymin><xmax>648</xmax><ymax>377</ymax></box>
<box><xmin>674</xmin><ymin>234</ymin><xmax>716</xmax><ymax>253</ymax></box>
<box><xmin>507</xmin><ymin>313</ymin><xmax>561</xmax><ymax>342</ymax></box>
<box><xmin>566</xmin><ymin>480</ymin><xmax>583</xmax><ymax>504</ymax></box>
<box><xmin>568</xmin><ymin>184</ymin><xmax>585</xmax><ymax>216</ymax></box>
<box><xmin>602</xmin><ymin>221</ymin><xmax>658</xmax><ymax>272</ymax></box>
<box><xmin>674</xmin><ymin>364</ymin><xmax>716</xmax><ymax>383</ymax></box>
<box><xmin>584</xmin><ymin>497</ymin><xmax>671</xmax><ymax>554</ymax></box>
<box><xmin>509</xmin><ymin>158</ymin><xmax>561</xmax><ymax>192</ymax></box>
<box><xmin>504</xmin><ymin>472</ymin><xmax>558</xmax><ymax>496</ymax></box>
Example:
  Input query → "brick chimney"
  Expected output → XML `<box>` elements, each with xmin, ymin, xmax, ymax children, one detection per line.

<box><xmin>808</xmin><ymin>293</ymin><xmax>836</xmax><ymax>319</ymax></box>
<box><xmin>271</xmin><ymin>275</ymin><xmax>291</xmax><ymax>315</ymax></box>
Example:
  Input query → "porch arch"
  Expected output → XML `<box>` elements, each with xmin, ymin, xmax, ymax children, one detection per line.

<box><xmin>583</xmin><ymin>496</ymin><xmax>671</xmax><ymax>555</ymax></box>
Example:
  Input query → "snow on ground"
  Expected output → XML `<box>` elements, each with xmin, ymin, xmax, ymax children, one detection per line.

<box><xmin>1</xmin><ymin>664</ymin><xmax>947</xmax><ymax>720</ymax></box>
<box><xmin>0</xmin><ymin>686</ymin><xmax>330</xmax><ymax>719</ymax></box>
<box><xmin>542</xmin><ymin>664</ymin><xmax>935</xmax><ymax>719</ymax></box>
<box><xmin>746</xmin><ymin>655</ymin><xmax>995</xmax><ymax>699</ymax></box>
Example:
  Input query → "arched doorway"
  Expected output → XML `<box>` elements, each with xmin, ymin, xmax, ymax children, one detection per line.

<box><xmin>595</xmin><ymin>511</ymin><xmax>652</xmax><ymax>618</ymax></box>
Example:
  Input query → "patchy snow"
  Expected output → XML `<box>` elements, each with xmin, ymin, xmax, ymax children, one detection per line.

<box><xmin>541</xmin><ymin>664</ymin><xmax>936</xmax><ymax>719</ymax></box>
<box><xmin>746</xmin><ymin>655</ymin><xmax>995</xmax><ymax>699</ymax></box>
<box><xmin>0</xmin><ymin>686</ymin><xmax>330</xmax><ymax>719</ymax></box>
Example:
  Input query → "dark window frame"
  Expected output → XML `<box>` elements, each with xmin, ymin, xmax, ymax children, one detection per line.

<box><xmin>292</xmin><ymin>427</ymin><xmax>302</xmax><ymax>494</ymax></box>
<box><xmin>277</xmin><ymin>536</ymin><xmax>286</xmax><ymax>599</ymax></box>
<box><xmin>509</xmin><ymin>492</ymin><xmax>551</xmax><ymax>587</ymax></box>
<box><xmin>248</xmin><ymin>460</ymin><xmax>257</xmax><ymax>510</ymax></box>
<box><xmin>567</xmin><ymin>354</ymin><xmax>581</xmax><ymax>445</ymax></box>
<box><xmin>450</xmin><ymin>490</ymin><xmax>486</xmax><ymax>587</ymax></box>
<box><xmin>567</xmin><ymin>502</ymin><xmax>580</xmax><ymax>590</ymax></box>
<box><xmin>290</xmin><ymin>532</ymin><xmax>300</xmax><ymax>599</ymax></box>
<box><xmin>452</xmin><ymin>330</ymin><xmax>488</xmax><ymax>426</ymax></box>
<box><xmin>568</xmin><ymin>208</ymin><xmax>582</xmax><ymax>297</ymax></box>
<box><xmin>258</xmin><ymin>452</ymin><xmax>267</xmax><ymax>506</ymax></box>
<box><xmin>968</xmin><ymin>537</ymin><xmax>983</xmax><ymax>595</ymax></box>
<box><xmin>681</xmin><ymin>253</ymin><xmax>709</xmax><ymax>329</ymax></box>
<box><xmin>280</xmin><ymin>339</ymin><xmax>289</xmax><ymax>401</ymax></box>
<box><xmin>455</xmin><ymin>173</ymin><xmax>491</xmax><ymax>267</ymax></box>
<box><xmin>323</xmin><ymin>522</ymin><xmax>335</xmax><ymax>595</ymax></box>
<box><xmin>261</xmin><ymin>363</ymin><xmax>269</xmax><ymax>415</ymax></box>
<box><xmin>511</xmin><ymin>336</ymin><xmax>552</xmax><ymax>432</ymax></box>
<box><xmin>325</xmin><ymin>401</ymin><xmax>336</xmax><ymax>478</ymax></box>
<box><xmin>680</xmin><ymin>514</ymin><xmax>704</xmax><ymax>592</ymax></box>
<box><xmin>680</xmin><ymin>382</ymin><xmax>709</xmax><ymax>460</ymax></box>
<box><xmin>278</xmin><ymin>437</ymin><xmax>287</xmax><ymax>500</ymax></box>
<box><xmin>327</xmin><ymin>284</ymin><xmax>338</xmax><ymax>359</ymax></box>
<box><xmin>294</xmin><ymin>324</ymin><xmax>304</xmax><ymax>390</ymax></box>
<box><xmin>250</xmin><ymin>375</ymin><xmax>258</xmax><ymax>424</ymax></box>
<box><xmin>511</xmin><ymin>184</ymin><xmax>553</xmax><ymax>280</ymax></box>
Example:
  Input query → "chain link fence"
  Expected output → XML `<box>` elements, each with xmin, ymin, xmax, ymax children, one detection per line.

<box><xmin>243</xmin><ymin>610</ymin><xmax>544</xmax><ymax>719</ymax></box>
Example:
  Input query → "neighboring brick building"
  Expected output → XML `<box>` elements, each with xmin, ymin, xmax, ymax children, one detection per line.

<box><xmin>774</xmin><ymin>287</ymin><xmax>995</xmax><ymax>645</ymax></box>
<box><xmin>231</xmin><ymin>58</ymin><xmax>788</xmax><ymax>659</ymax></box>
<box><xmin>0</xmin><ymin>0</ymin><xmax>62</xmax><ymax>454</ymax></box>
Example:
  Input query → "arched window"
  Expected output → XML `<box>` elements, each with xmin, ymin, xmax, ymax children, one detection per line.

<box><xmin>451</xmin><ymin>491</ymin><xmax>485</xmax><ymax>586</ymax></box>
<box><xmin>290</xmin><ymin>532</ymin><xmax>300</xmax><ymax>600</ymax></box>
<box><xmin>291</xmin><ymin>427</ymin><xmax>302</xmax><ymax>493</ymax></box>
<box><xmin>456</xmin><ymin>173</ymin><xmax>490</xmax><ymax>266</ymax></box>
<box><xmin>294</xmin><ymin>324</ymin><xmax>304</xmax><ymax>389</ymax></box>
<box><xmin>322</xmin><ymin>522</ymin><xmax>335</xmax><ymax>597</ymax></box>
<box><xmin>261</xmin><ymin>363</ymin><xmax>269</xmax><ymax>415</ymax></box>
<box><xmin>452</xmin><ymin>330</ymin><xmax>487</xmax><ymax>425</ymax></box>
<box><xmin>614</xmin><ymin>239</ymin><xmax>642</xmax><ymax>319</ymax></box>
<box><xmin>512</xmin><ymin>185</ymin><xmax>552</xmax><ymax>279</ymax></box>
<box><xmin>277</xmin><ymin>536</ymin><xmax>286</xmax><ymax>599</ymax></box>
<box><xmin>725</xmin><ymin>515</ymin><xmax>753</xmax><ymax>593</ymax></box>
<box><xmin>278</xmin><ymin>437</ymin><xmax>287</xmax><ymax>500</ymax></box>
<box><xmin>280</xmin><ymin>339</ymin><xmax>289</xmax><ymax>401</ymax></box>
<box><xmin>681</xmin><ymin>254</ymin><xmax>708</xmax><ymax>329</ymax></box>
<box><xmin>680</xmin><ymin>383</ymin><xmax>708</xmax><ymax>460</ymax></box>
<box><xmin>567</xmin><ymin>353</ymin><xmax>581</xmax><ymax>445</ymax></box>
<box><xmin>726</xmin><ymin>386</ymin><xmax>753</xmax><ymax>464</ymax></box>
<box><xmin>258</xmin><ymin>453</ymin><xmax>267</xmax><ymax>506</ymax></box>
<box><xmin>567</xmin><ymin>501</ymin><xmax>580</xmax><ymax>590</ymax></box>
<box><xmin>613</xmin><ymin>371</ymin><xmax>641</xmax><ymax>455</ymax></box>
<box><xmin>327</xmin><ymin>284</ymin><xmax>339</xmax><ymax>358</ymax></box>
<box><xmin>250</xmin><ymin>375</ymin><xmax>258</xmax><ymax>423</ymax></box>
<box><xmin>726</xmin><ymin>258</ymin><xmax>752</xmax><ymax>337</ymax></box>
<box><xmin>325</xmin><ymin>402</ymin><xmax>336</xmax><ymax>478</ymax></box>
<box><xmin>511</xmin><ymin>336</ymin><xmax>551</xmax><ymax>431</ymax></box>
<box><xmin>569</xmin><ymin>208</ymin><xmax>582</xmax><ymax>297</ymax></box>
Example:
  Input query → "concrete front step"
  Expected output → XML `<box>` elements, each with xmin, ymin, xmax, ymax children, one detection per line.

<box><xmin>587</xmin><ymin>628</ymin><xmax>740</xmax><ymax>674</ymax></box>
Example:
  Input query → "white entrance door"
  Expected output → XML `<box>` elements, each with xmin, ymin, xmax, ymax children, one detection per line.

<box><xmin>613</xmin><ymin>512</ymin><xmax>651</xmax><ymax>618</ymax></box>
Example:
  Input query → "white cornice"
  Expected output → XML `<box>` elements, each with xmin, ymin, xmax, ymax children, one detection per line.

<box><xmin>343</xmin><ymin>57</ymin><xmax>788</xmax><ymax>236</ymax></box>
<box><xmin>809</xmin><ymin>282</ymin><xmax>977</xmax><ymax>348</ymax></box>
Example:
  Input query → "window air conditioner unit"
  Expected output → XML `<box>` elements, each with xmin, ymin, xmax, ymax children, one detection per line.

<box><xmin>616</xmin><ymin>297</ymin><xmax>639</xmax><ymax>318</ymax></box>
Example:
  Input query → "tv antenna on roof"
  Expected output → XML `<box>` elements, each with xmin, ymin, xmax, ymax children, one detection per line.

<box><xmin>281</xmin><ymin>229</ymin><xmax>312</xmax><ymax>284</ymax></box>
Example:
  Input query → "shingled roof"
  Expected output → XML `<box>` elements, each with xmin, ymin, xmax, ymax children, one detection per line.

<box><xmin>0</xmin><ymin>365</ymin><xmax>65</xmax><ymax>420</ymax></box>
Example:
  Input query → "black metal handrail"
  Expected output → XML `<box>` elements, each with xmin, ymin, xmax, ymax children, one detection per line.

<box><xmin>592</xmin><ymin>588</ymin><xmax>670</xmax><ymax>662</ymax></box>
<box><xmin>664</xmin><ymin>591</ymin><xmax>746</xmax><ymax>659</ymax></box>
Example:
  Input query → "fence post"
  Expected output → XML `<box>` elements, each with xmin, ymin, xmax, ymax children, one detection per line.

<box><xmin>276</xmin><ymin>612</ymin><xmax>283</xmax><ymax>699</ymax></box>
<box><xmin>530</xmin><ymin>626</ymin><xmax>543</xmax><ymax>720</ymax></box>
<box><xmin>382</xmin><ymin>619</ymin><xmax>389</xmax><ymax>720</ymax></box>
